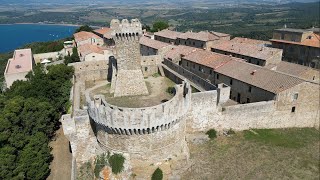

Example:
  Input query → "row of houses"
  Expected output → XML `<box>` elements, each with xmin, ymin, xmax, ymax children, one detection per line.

<box><xmin>140</xmin><ymin>29</ymin><xmax>319</xmax><ymax>115</ymax></box>
<box><xmin>153</xmin><ymin>27</ymin><xmax>320</xmax><ymax>69</ymax></box>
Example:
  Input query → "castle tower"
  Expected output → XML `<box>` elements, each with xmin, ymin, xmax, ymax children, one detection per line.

<box><xmin>110</xmin><ymin>19</ymin><xmax>148</xmax><ymax>97</ymax></box>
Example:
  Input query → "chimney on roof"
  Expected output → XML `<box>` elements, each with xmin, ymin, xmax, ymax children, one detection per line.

<box><xmin>251</xmin><ymin>70</ymin><xmax>257</xmax><ymax>75</ymax></box>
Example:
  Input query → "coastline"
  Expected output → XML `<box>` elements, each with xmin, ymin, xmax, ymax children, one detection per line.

<box><xmin>0</xmin><ymin>22</ymin><xmax>81</xmax><ymax>27</ymax></box>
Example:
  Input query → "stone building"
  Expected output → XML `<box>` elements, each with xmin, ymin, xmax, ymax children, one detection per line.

<box><xmin>77</xmin><ymin>44</ymin><xmax>106</xmax><ymax>62</ymax></box>
<box><xmin>140</xmin><ymin>36</ymin><xmax>173</xmax><ymax>56</ymax></box>
<box><xmin>61</xmin><ymin>19</ymin><xmax>320</xmax><ymax>180</ymax></box>
<box><xmin>154</xmin><ymin>29</ymin><xmax>183</xmax><ymax>44</ymax></box>
<box><xmin>211</xmin><ymin>39</ymin><xmax>283</xmax><ymax>66</ymax></box>
<box><xmin>93</xmin><ymin>27</ymin><xmax>115</xmax><ymax>46</ymax></box>
<box><xmin>177</xmin><ymin>31</ymin><xmax>231</xmax><ymax>50</ymax></box>
<box><xmin>4</xmin><ymin>49</ymin><xmax>34</xmax><ymax>88</ymax></box>
<box><xmin>154</xmin><ymin>29</ymin><xmax>231</xmax><ymax>50</ymax></box>
<box><xmin>270</xmin><ymin>28</ymin><xmax>320</xmax><ymax>68</ymax></box>
<box><xmin>74</xmin><ymin>31</ymin><xmax>104</xmax><ymax>47</ymax></box>
<box><xmin>265</xmin><ymin>61</ymin><xmax>320</xmax><ymax>83</ymax></box>
<box><xmin>174</xmin><ymin>48</ymin><xmax>317</xmax><ymax>105</ymax></box>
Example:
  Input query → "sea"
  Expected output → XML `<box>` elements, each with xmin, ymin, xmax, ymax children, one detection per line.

<box><xmin>0</xmin><ymin>24</ymin><xmax>78</xmax><ymax>53</ymax></box>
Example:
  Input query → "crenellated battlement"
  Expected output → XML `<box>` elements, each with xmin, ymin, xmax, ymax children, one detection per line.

<box><xmin>85</xmin><ymin>81</ymin><xmax>192</xmax><ymax>135</ymax></box>
<box><xmin>110</xmin><ymin>19</ymin><xmax>143</xmax><ymax>40</ymax></box>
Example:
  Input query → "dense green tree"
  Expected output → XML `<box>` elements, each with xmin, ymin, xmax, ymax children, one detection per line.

<box><xmin>0</xmin><ymin>63</ymin><xmax>74</xmax><ymax>179</ymax></box>
<box><xmin>64</xmin><ymin>47</ymin><xmax>80</xmax><ymax>64</ymax></box>
<box><xmin>151</xmin><ymin>21</ymin><xmax>169</xmax><ymax>32</ymax></box>
<box><xmin>75</xmin><ymin>25</ymin><xmax>93</xmax><ymax>33</ymax></box>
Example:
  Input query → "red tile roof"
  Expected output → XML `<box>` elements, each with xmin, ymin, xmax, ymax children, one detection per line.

<box><xmin>154</xmin><ymin>29</ymin><xmax>183</xmax><ymax>40</ymax></box>
<box><xmin>93</xmin><ymin>27</ymin><xmax>111</xmax><ymax>35</ymax></box>
<box><xmin>164</xmin><ymin>45</ymin><xmax>199</xmax><ymax>60</ymax></box>
<box><xmin>215</xmin><ymin>60</ymin><xmax>305</xmax><ymax>94</ymax></box>
<box><xmin>270</xmin><ymin>33</ymin><xmax>320</xmax><ymax>48</ymax></box>
<box><xmin>211</xmin><ymin>41</ymin><xmax>282</xmax><ymax>60</ymax></box>
<box><xmin>265</xmin><ymin>61</ymin><xmax>320</xmax><ymax>79</ymax></box>
<box><xmin>183</xmin><ymin>50</ymin><xmax>237</xmax><ymax>69</ymax></box>
<box><xmin>231</xmin><ymin>37</ymin><xmax>271</xmax><ymax>46</ymax></box>
<box><xmin>74</xmin><ymin>31</ymin><xmax>102</xmax><ymax>43</ymax></box>
<box><xmin>179</xmin><ymin>31</ymin><xmax>230</xmax><ymax>42</ymax></box>
<box><xmin>78</xmin><ymin>44</ymin><xmax>105</xmax><ymax>57</ymax></box>
<box><xmin>5</xmin><ymin>49</ymin><xmax>33</xmax><ymax>74</ymax></box>
<box><xmin>139</xmin><ymin>36</ymin><xmax>171</xmax><ymax>50</ymax></box>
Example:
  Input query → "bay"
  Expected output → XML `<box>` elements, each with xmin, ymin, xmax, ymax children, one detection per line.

<box><xmin>0</xmin><ymin>24</ymin><xmax>78</xmax><ymax>53</ymax></box>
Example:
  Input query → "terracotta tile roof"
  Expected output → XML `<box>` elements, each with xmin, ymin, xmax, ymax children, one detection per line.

<box><xmin>74</xmin><ymin>31</ymin><xmax>102</xmax><ymax>43</ymax></box>
<box><xmin>139</xmin><ymin>36</ymin><xmax>171</xmax><ymax>50</ymax></box>
<box><xmin>5</xmin><ymin>49</ymin><xmax>33</xmax><ymax>74</ymax></box>
<box><xmin>265</xmin><ymin>61</ymin><xmax>320</xmax><ymax>79</ymax></box>
<box><xmin>93</xmin><ymin>27</ymin><xmax>111</xmax><ymax>35</ymax></box>
<box><xmin>178</xmin><ymin>31</ymin><xmax>230</xmax><ymax>42</ymax></box>
<box><xmin>211</xmin><ymin>40</ymin><xmax>282</xmax><ymax>60</ymax></box>
<box><xmin>183</xmin><ymin>50</ymin><xmax>237</xmax><ymax>69</ymax></box>
<box><xmin>164</xmin><ymin>45</ymin><xmax>199</xmax><ymax>60</ymax></box>
<box><xmin>231</xmin><ymin>37</ymin><xmax>271</xmax><ymax>46</ymax></box>
<box><xmin>215</xmin><ymin>60</ymin><xmax>305</xmax><ymax>94</ymax></box>
<box><xmin>78</xmin><ymin>44</ymin><xmax>104</xmax><ymax>57</ymax></box>
<box><xmin>154</xmin><ymin>29</ymin><xmax>183</xmax><ymax>40</ymax></box>
<box><xmin>270</xmin><ymin>33</ymin><xmax>320</xmax><ymax>48</ymax></box>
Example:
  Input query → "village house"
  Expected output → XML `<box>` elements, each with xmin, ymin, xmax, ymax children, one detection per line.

<box><xmin>265</xmin><ymin>61</ymin><xmax>320</xmax><ymax>83</ymax></box>
<box><xmin>4</xmin><ymin>49</ymin><xmax>34</xmax><ymax>88</ymax></box>
<box><xmin>93</xmin><ymin>27</ymin><xmax>114</xmax><ymax>46</ymax></box>
<box><xmin>74</xmin><ymin>31</ymin><xmax>104</xmax><ymax>47</ymax></box>
<box><xmin>167</xmin><ymin>48</ymin><xmax>317</xmax><ymax>110</ymax></box>
<box><xmin>77</xmin><ymin>44</ymin><xmax>106</xmax><ymax>62</ymax></box>
<box><xmin>270</xmin><ymin>28</ymin><xmax>320</xmax><ymax>68</ymax></box>
<box><xmin>211</xmin><ymin>39</ymin><xmax>283</xmax><ymax>66</ymax></box>
<box><xmin>154</xmin><ymin>29</ymin><xmax>183</xmax><ymax>45</ymax></box>
<box><xmin>140</xmin><ymin>36</ymin><xmax>173</xmax><ymax>56</ymax></box>
<box><xmin>177</xmin><ymin>31</ymin><xmax>231</xmax><ymax>50</ymax></box>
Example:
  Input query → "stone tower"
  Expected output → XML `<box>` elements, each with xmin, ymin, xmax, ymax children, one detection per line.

<box><xmin>110</xmin><ymin>19</ymin><xmax>148</xmax><ymax>97</ymax></box>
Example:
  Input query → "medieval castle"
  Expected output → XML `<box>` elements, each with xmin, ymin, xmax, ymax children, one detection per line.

<box><xmin>60</xmin><ymin>19</ymin><xmax>320</xmax><ymax>179</ymax></box>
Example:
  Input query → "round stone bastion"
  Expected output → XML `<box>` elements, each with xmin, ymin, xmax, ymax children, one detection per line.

<box><xmin>85</xmin><ymin>81</ymin><xmax>191</xmax><ymax>165</ymax></box>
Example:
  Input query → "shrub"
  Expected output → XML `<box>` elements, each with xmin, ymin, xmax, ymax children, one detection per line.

<box><xmin>166</xmin><ymin>87</ymin><xmax>175</xmax><ymax>95</ymax></box>
<box><xmin>206</xmin><ymin>129</ymin><xmax>217</xmax><ymax>139</ymax></box>
<box><xmin>108</xmin><ymin>154</ymin><xmax>125</xmax><ymax>174</ymax></box>
<box><xmin>94</xmin><ymin>154</ymin><xmax>107</xmax><ymax>178</ymax></box>
<box><xmin>151</xmin><ymin>168</ymin><xmax>163</xmax><ymax>180</ymax></box>
<box><xmin>227</xmin><ymin>129</ymin><xmax>236</xmax><ymax>135</ymax></box>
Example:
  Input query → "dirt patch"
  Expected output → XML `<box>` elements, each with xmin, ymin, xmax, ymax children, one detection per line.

<box><xmin>47</xmin><ymin>127</ymin><xmax>72</xmax><ymax>180</ymax></box>
<box><xmin>182</xmin><ymin>128</ymin><xmax>320</xmax><ymax>179</ymax></box>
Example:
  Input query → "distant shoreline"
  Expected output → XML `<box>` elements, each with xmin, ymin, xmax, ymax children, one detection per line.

<box><xmin>0</xmin><ymin>22</ymin><xmax>81</xmax><ymax>27</ymax></box>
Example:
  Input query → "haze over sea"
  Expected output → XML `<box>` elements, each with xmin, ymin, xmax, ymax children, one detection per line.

<box><xmin>0</xmin><ymin>24</ymin><xmax>78</xmax><ymax>53</ymax></box>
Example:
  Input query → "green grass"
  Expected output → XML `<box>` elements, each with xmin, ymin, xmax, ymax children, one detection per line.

<box><xmin>244</xmin><ymin>128</ymin><xmax>319</xmax><ymax>148</ymax></box>
<box><xmin>183</xmin><ymin>128</ymin><xmax>320</xmax><ymax>179</ymax></box>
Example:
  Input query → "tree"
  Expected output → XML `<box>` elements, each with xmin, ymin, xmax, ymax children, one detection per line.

<box><xmin>151</xmin><ymin>168</ymin><xmax>163</xmax><ymax>180</ymax></box>
<box><xmin>64</xmin><ymin>47</ymin><xmax>80</xmax><ymax>64</ymax></box>
<box><xmin>151</xmin><ymin>21</ymin><xmax>169</xmax><ymax>32</ymax></box>
<box><xmin>142</xmin><ymin>24</ymin><xmax>151</xmax><ymax>31</ymax></box>
<box><xmin>75</xmin><ymin>25</ymin><xmax>93</xmax><ymax>33</ymax></box>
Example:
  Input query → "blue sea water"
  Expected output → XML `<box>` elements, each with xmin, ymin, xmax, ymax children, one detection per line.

<box><xmin>0</xmin><ymin>24</ymin><xmax>78</xmax><ymax>53</ymax></box>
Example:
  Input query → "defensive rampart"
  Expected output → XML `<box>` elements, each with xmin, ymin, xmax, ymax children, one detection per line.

<box><xmin>86</xmin><ymin>81</ymin><xmax>191</xmax><ymax>134</ymax></box>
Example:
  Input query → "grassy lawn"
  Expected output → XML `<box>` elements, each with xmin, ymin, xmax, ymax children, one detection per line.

<box><xmin>183</xmin><ymin>128</ymin><xmax>320</xmax><ymax>179</ymax></box>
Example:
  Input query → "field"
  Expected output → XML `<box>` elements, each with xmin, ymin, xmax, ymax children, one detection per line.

<box><xmin>183</xmin><ymin>128</ymin><xmax>320</xmax><ymax>179</ymax></box>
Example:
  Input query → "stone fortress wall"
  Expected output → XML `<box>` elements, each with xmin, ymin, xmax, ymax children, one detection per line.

<box><xmin>61</xmin><ymin>18</ymin><xmax>320</xmax><ymax>180</ymax></box>
<box><xmin>86</xmin><ymin>81</ymin><xmax>191</xmax><ymax>135</ymax></box>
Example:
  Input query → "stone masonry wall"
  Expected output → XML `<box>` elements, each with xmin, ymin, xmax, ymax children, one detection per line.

<box><xmin>86</xmin><ymin>82</ymin><xmax>191</xmax><ymax>132</ymax></box>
